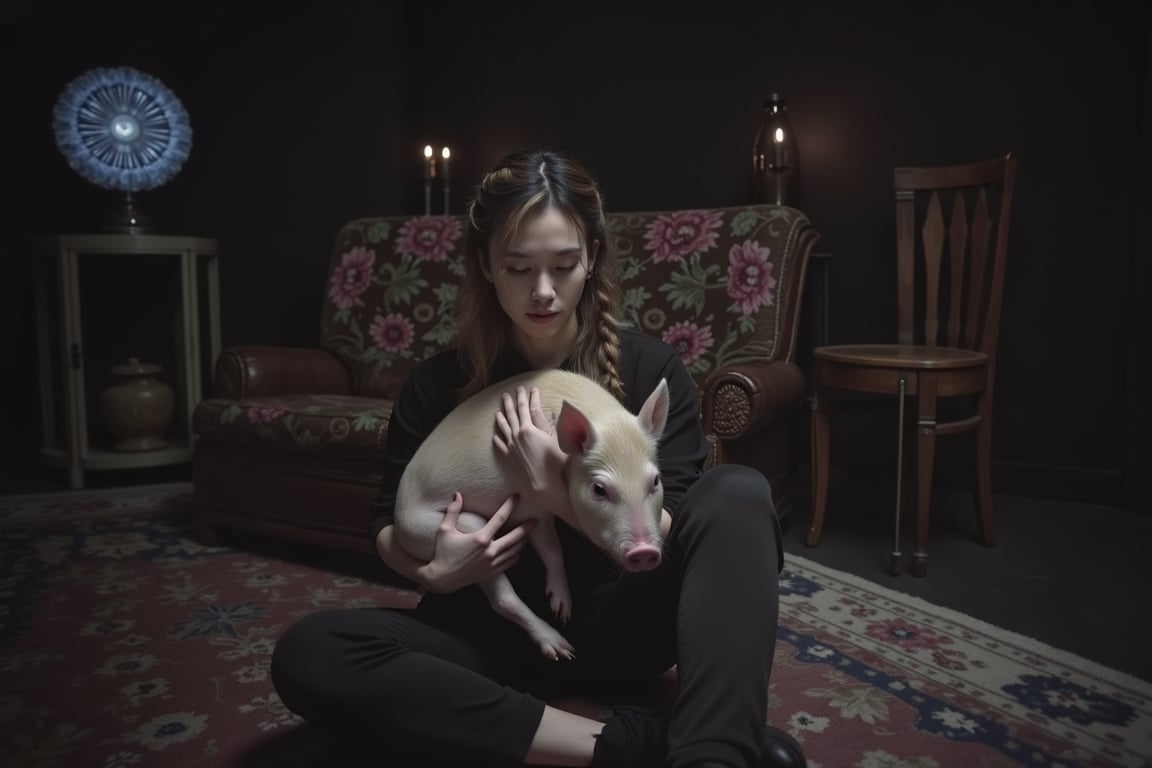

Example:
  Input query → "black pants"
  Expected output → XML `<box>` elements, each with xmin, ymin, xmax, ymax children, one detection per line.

<box><xmin>270</xmin><ymin>464</ymin><xmax>783</xmax><ymax>768</ymax></box>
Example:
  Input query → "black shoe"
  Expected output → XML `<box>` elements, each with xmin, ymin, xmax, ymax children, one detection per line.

<box><xmin>762</xmin><ymin>724</ymin><xmax>806</xmax><ymax>768</ymax></box>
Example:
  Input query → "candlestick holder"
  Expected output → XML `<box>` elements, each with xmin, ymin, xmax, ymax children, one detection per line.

<box><xmin>441</xmin><ymin>147</ymin><xmax>451</xmax><ymax>215</ymax></box>
<box><xmin>422</xmin><ymin>144</ymin><xmax>437</xmax><ymax>215</ymax></box>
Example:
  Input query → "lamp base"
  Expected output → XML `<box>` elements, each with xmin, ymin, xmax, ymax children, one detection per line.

<box><xmin>103</xmin><ymin>191</ymin><xmax>154</xmax><ymax>234</ymax></box>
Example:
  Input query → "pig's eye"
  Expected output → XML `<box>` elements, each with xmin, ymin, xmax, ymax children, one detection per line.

<box><xmin>591</xmin><ymin>483</ymin><xmax>607</xmax><ymax>498</ymax></box>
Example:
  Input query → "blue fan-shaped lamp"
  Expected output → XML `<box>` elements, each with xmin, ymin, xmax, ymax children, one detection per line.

<box><xmin>53</xmin><ymin>66</ymin><xmax>193</xmax><ymax>233</ymax></box>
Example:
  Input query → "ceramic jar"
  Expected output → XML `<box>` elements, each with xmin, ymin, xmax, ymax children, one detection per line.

<box><xmin>100</xmin><ymin>357</ymin><xmax>175</xmax><ymax>451</ymax></box>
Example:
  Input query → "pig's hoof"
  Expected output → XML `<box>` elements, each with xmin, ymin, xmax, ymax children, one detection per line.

<box><xmin>548</xmin><ymin>644</ymin><xmax>576</xmax><ymax>662</ymax></box>
<box><xmin>534</xmin><ymin>627</ymin><xmax>576</xmax><ymax>661</ymax></box>
<box><xmin>542</xmin><ymin>638</ymin><xmax>576</xmax><ymax>661</ymax></box>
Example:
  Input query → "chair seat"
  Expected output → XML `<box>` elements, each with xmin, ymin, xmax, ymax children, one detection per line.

<box><xmin>815</xmin><ymin>344</ymin><xmax>987</xmax><ymax>368</ymax></box>
<box><xmin>814</xmin><ymin>345</ymin><xmax>989</xmax><ymax>397</ymax></box>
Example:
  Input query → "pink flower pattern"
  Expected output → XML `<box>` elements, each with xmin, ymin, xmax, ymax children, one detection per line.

<box><xmin>317</xmin><ymin>208</ymin><xmax>805</xmax><ymax>402</ymax></box>
<box><xmin>370</xmin><ymin>313</ymin><xmax>415</xmax><ymax>353</ymax></box>
<box><xmin>246</xmin><ymin>406</ymin><xmax>285</xmax><ymax>425</ymax></box>
<box><xmin>727</xmin><ymin>240</ymin><xmax>776</xmax><ymax>315</ymax></box>
<box><xmin>662</xmin><ymin>321</ymin><xmax>715</xmax><ymax>367</ymax></box>
<box><xmin>395</xmin><ymin>217</ymin><xmax>464</xmax><ymax>263</ymax></box>
<box><xmin>328</xmin><ymin>246</ymin><xmax>376</xmax><ymax>310</ymax></box>
<box><xmin>643</xmin><ymin>210</ymin><xmax>723</xmax><ymax>263</ymax></box>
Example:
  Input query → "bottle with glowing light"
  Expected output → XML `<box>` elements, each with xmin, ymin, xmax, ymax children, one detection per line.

<box><xmin>751</xmin><ymin>93</ymin><xmax>799</xmax><ymax>206</ymax></box>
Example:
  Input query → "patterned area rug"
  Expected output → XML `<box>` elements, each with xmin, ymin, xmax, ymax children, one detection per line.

<box><xmin>2</xmin><ymin>484</ymin><xmax>1150</xmax><ymax>768</ymax></box>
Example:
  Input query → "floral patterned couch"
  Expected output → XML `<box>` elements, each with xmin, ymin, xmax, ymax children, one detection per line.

<box><xmin>193</xmin><ymin>204</ymin><xmax>819</xmax><ymax>554</ymax></box>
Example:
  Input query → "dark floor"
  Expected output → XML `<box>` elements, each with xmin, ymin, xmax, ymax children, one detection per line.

<box><xmin>5</xmin><ymin>459</ymin><xmax>1152</xmax><ymax>684</ymax></box>
<box><xmin>783</xmin><ymin>464</ymin><xmax>1152</xmax><ymax>685</ymax></box>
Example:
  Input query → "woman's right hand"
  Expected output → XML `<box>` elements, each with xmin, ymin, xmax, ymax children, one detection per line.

<box><xmin>493</xmin><ymin>385</ymin><xmax>574</xmax><ymax>522</ymax></box>
<box><xmin>416</xmin><ymin>491</ymin><xmax>536</xmax><ymax>594</ymax></box>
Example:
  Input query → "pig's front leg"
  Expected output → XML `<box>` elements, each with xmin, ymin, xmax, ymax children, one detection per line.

<box><xmin>479</xmin><ymin>574</ymin><xmax>575</xmax><ymax>661</ymax></box>
<box><xmin>525</xmin><ymin>509</ymin><xmax>572</xmax><ymax>624</ymax></box>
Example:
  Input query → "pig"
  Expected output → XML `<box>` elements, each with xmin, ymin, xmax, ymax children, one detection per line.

<box><xmin>394</xmin><ymin>368</ymin><xmax>669</xmax><ymax>661</ymax></box>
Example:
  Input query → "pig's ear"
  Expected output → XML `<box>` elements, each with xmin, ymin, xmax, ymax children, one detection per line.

<box><xmin>557</xmin><ymin>400</ymin><xmax>597</xmax><ymax>456</ymax></box>
<box><xmin>637</xmin><ymin>378</ymin><xmax>670</xmax><ymax>439</ymax></box>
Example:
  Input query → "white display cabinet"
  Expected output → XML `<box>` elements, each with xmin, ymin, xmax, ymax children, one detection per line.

<box><xmin>34</xmin><ymin>234</ymin><xmax>220</xmax><ymax>488</ymax></box>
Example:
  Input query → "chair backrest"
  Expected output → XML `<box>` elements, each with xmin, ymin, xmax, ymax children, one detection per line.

<box><xmin>893</xmin><ymin>153</ymin><xmax>1017</xmax><ymax>361</ymax></box>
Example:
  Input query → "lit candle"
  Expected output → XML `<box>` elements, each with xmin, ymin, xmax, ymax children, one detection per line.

<box><xmin>441</xmin><ymin>147</ymin><xmax>451</xmax><ymax>215</ymax></box>
<box><xmin>423</xmin><ymin>145</ymin><xmax>434</xmax><ymax>215</ymax></box>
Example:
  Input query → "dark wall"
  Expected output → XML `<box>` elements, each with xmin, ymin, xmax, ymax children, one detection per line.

<box><xmin>2</xmin><ymin>1</ymin><xmax>1147</xmax><ymax>507</ymax></box>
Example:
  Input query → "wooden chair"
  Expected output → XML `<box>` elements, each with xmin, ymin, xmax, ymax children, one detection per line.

<box><xmin>807</xmin><ymin>153</ymin><xmax>1017</xmax><ymax>577</ymax></box>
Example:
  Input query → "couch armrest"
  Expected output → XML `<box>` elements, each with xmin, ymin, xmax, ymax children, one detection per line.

<box><xmin>699</xmin><ymin>360</ymin><xmax>806</xmax><ymax>442</ymax></box>
<box><xmin>214</xmin><ymin>345</ymin><xmax>352</xmax><ymax>398</ymax></box>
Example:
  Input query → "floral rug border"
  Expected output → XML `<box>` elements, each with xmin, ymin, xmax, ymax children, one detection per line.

<box><xmin>778</xmin><ymin>553</ymin><xmax>1152</xmax><ymax>767</ymax></box>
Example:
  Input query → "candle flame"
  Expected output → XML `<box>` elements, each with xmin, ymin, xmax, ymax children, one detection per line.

<box><xmin>424</xmin><ymin>145</ymin><xmax>433</xmax><ymax>158</ymax></box>
<box><xmin>773</xmin><ymin>127</ymin><xmax>785</xmax><ymax>143</ymax></box>
<box><xmin>442</xmin><ymin>147</ymin><xmax>451</xmax><ymax>160</ymax></box>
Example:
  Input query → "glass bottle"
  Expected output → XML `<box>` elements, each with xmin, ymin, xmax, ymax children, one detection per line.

<box><xmin>751</xmin><ymin>93</ymin><xmax>799</xmax><ymax>206</ymax></box>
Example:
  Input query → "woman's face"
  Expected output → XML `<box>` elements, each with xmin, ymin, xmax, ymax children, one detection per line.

<box><xmin>486</xmin><ymin>207</ymin><xmax>598</xmax><ymax>365</ymax></box>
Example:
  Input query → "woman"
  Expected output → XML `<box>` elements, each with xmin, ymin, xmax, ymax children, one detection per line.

<box><xmin>270</xmin><ymin>150</ymin><xmax>805</xmax><ymax>768</ymax></box>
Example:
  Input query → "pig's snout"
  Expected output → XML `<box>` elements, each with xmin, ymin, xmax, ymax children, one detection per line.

<box><xmin>623</xmin><ymin>544</ymin><xmax>661</xmax><ymax>571</ymax></box>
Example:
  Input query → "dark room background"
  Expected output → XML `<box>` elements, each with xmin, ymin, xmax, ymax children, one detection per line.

<box><xmin>1</xmin><ymin>1</ymin><xmax>1148</xmax><ymax>512</ymax></box>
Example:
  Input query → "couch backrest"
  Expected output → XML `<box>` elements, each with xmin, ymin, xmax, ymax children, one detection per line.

<box><xmin>321</xmin><ymin>204</ymin><xmax>815</xmax><ymax>399</ymax></box>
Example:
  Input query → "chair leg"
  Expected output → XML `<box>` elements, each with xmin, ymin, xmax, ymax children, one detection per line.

<box><xmin>806</xmin><ymin>381</ymin><xmax>831</xmax><ymax>547</ymax></box>
<box><xmin>889</xmin><ymin>377</ymin><xmax>907</xmax><ymax>576</ymax></box>
<box><xmin>911</xmin><ymin>377</ymin><xmax>938</xmax><ymax>578</ymax></box>
<box><xmin>899</xmin><ymin>398</ymin><xmax>918</xmax><ymax>517</ymax></box>
<box><xmin>974</xmin><ymin>395</ymin><xmax>997</xmax><ymax>547</ymax></box>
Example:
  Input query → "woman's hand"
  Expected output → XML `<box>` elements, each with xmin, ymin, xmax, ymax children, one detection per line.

<box><xmin>493</xmin><ymin>385</ymin><xmax>573</xmax><ymax>521</ymax></box>
<box><xmin>416</xmin><ymin>492</ymin><xmax>535</xmax><ymax>594</ymax></box>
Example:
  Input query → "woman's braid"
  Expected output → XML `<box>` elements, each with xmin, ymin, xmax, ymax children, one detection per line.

<box><xmin>596</xmin><ymin>279</ymin><xmax>624</xmax><ymax>401</ymax></box>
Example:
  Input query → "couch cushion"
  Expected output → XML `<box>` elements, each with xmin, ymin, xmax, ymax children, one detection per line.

<box><xmin>194</xmin><ymin>394</ymin><xmax>392</xmax><ymax>456</ymax></box>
